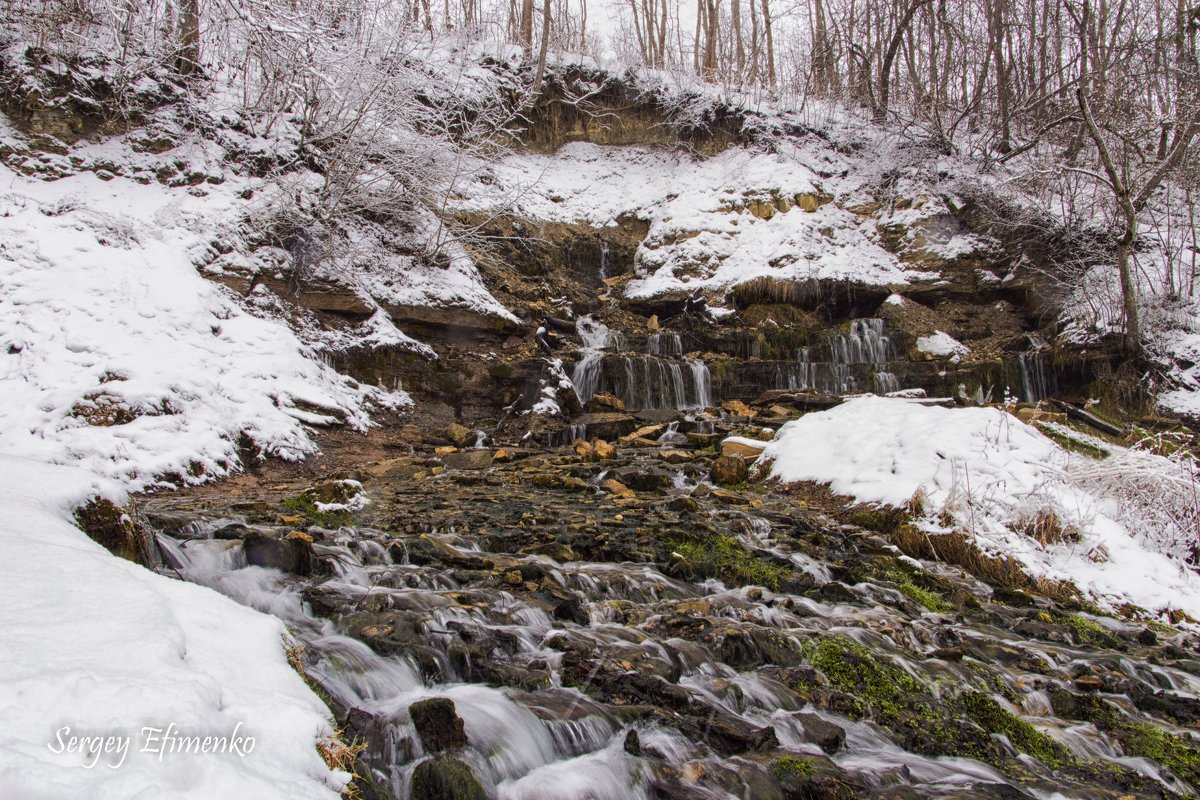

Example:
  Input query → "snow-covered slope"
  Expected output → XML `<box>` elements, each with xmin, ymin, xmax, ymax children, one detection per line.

<box><xmin>0</xmin><ymin>457</ymin><xmax>345</xmax><ymax>798</ymax></box>
<box><xmin>460</xmin><ymin>141</ymin><xmax>937</xmax><ymax>298</ymax></box>
<box><xmin>760</xmin><ymin>396</ymin><xmax>1200</xmax><ymax>620</ymax></box>
<box><xmin>0</xmin><ymin>159</ymin><xmax>396</xmax><ymax>794</ymax></box>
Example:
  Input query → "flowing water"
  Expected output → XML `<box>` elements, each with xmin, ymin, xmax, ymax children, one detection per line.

<box><xmin>144</xmin><ymin>438</ymin><xmax>1200</xmax><ymax>800</ymax></box>
<box><xmin>570</xmin><ymin>317</ymin><xmax>712</xmax><ymax>411</ymax></box>
<box><xmin>774</xmin><ymin>318</ymin><xmax>901</xmax><ymax>395</ymax></box>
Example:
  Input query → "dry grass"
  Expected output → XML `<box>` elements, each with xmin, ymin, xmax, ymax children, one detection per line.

<box><xmin>1016</xmin><ymin>508</ymin><xmax>1082</xmax><ymax>547</ymax></box>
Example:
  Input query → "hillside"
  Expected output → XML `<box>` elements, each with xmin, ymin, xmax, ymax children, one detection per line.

<box><xmin>3</xmin><ymin>15</ymin><xmax>1200</xmax><ymax>800</ymax></box>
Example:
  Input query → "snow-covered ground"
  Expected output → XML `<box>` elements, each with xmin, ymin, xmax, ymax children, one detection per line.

<box><xmin>460</xmin><ymin>141</ymin><xmax>934</xmax><ymax>298</ymax></box>
<box><xmin>759</xmin><ymin>396</ymin><xmax>1200</xmax><ymax>620</ymax></box>
<box><xmin>0</xmin><ymin>158</ymin><xmax>390</xmax><ymax>795</ymax></box>
<box><xmin>0</xmin><ymin>457</ymin><xmax>346</xmax><ymax>798</ymax></box>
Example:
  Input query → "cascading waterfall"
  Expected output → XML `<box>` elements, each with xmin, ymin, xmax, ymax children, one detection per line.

<box><xmin>570</xmin><ymin>317</ymin><xmax>712</xmax><ymax>411</ymax></box>
<box><xmin>598</xmin><ymin>241</ymin><xmax>610</xmax><ymax>281</ymax></box>
<box><xmin>775</xmin><ymin>318</ymin><xmax>900</xmax><ymax>395</ymax></box>
<box><xmin>1018</xmin><ymin>350</ymin><xmax>1055</xmax><ymax>403</ymax></box>
<box><xmin>157</xmin><ymin>526</ymin><xmax>648</xmax><ymax>800</ymax></box>
<box><xmin>646</xmin><ymin>332</ymin><xmax>682</xmax><ymax>357</ymax></box>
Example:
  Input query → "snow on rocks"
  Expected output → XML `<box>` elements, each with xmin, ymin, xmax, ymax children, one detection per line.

<box><xmin>0</xmin><ymin>160</ymin><xmax>379</xmax><ymax>794</ymax></box>
<box><xmin>759</xmin><ymin>395</ymin><xmax>1200</xmax><ymax>620</ymax></box>
<box><xmin>916</xmin><ymin>330</ymin><xmax>970</xmax><ymax>362</ymax></box>
<box><xmin>0</xmin><ymin>165</ymin><xmax>405</xmax><ymax>489</ymax></box>
<box><xmin>460</xmin><ymin>142</ymin><xmax>928</xmax><ymax>299</ymax></box>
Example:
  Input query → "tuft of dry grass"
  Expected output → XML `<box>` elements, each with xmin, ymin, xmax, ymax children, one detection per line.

<box><xmin>1016</xmin><ymin>508</ymin><xmax>1082</xmax><ymax>547</ymax></box>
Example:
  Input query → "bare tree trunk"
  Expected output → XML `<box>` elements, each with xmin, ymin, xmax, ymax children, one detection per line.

<box><xmin>533</xmin><ymin>0</ymin><xmax>552</xmax><ymax>93</ymax></box>
<box><xmin>520</xmin><ymin>0</ymin><xmax>535</xmax><ymax>53</ymax></box>
<box><xmin>875</xmin><ymin>0</ymin><xmax>932</xmax><ymax>123</ymax></box>
<box><xmin>760</xmin><ymin>0</ymin><xmax>775</xmax><ymax>88</ymax></box>
<box><xmin>176</xmin><ymin>0</ymin><xmax>200</xmax><ymax>76</ymax></box>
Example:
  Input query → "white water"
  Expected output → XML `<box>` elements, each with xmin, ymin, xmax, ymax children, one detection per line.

<box><xmin>776</xmin><ymin>318</ymin><xmax>900</xmax><ymax>395</ymax></box>
<box><xmin>158</xmin><ymin>530</ymin><xmax>649</xmax><ymax>800</ymax></box>
<box><xmin>570</xmin><ymin>316</ymin><xmax>712</xmax><ymax>410</ymax></box>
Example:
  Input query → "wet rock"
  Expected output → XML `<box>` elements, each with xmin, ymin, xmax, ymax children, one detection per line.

<box><xmin>622</xmin><ymin>729</ymin><xmax>642</xmax><ymax>756</ymax></box>
<box><xmin>793</xmin><ymin>712</ymin><xmax>846</xmax><ymax>754</ymax></box>
<box><xmin>720</xmin><ymin>438</ymin><xmax>767</xmax><ymax>459</ymax></box>
<box><xmin>410</xmin><ymin>756</ymin><xmax>486</xmax><ymax>800</ymax></box>
<box><xmin>592</xmin><ymin>439</ymin><xmax>617</xmax><ymax>459</ymax></box>
<box><xmin>679</xmin><ymin>714</ymin><xmax>777</xmax><ymax>755</ymax></box>
<box><xmin>442</xmin><ymin>450</ymin><xmax>493</xmax><ymax>470</ymax></box>
<box><xmin>409</xmin><ymin>697</ymin><xmax>467</xmax><ymax>753</ymax></box>
<box><xmin>445</xmin><ymin>423</ymin><xmax>473</xmax><ymax>447</ymax></box>
<box><xmin>710</xmin><ymin>455</ymin><xmax>749</xmax><ymax>486</ymax></box>
<box><xmin>74</xmin><ymin>497</ymin><xmax>159</xmax><ymax>567</ymax></box>
<box><xmin>612</xmin><ymin>467</ymin><xmax>673</xmax><ymax>492</ymax></box>
<box><xmin>553</xmin><ymin>597</ymin><xmax>590</xmax><ymax>625</ymax></box>
<box><xmin>584</xmin><ymin>392</ymin><xmax>626</xmax><ymax>412</ymax></box>
<box><xmin>242</xmin><ymin>530</ymin><xmax>315</xmax><ymax>575</ymax></box>
<box><xmin>720</xmin><ymin>399</ymin><xmax>756</xmax><ymax>418</ymax></box>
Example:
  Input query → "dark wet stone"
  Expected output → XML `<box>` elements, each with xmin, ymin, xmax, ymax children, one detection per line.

<box><xmin>679</xmin><ymin>714</ymin><xmax>778</xmax><ymax>755</ymax></box>
<box><xmin>409</xmin><ymin>697</ymin><xmax>467</xmax><ymax>753</ymax></box>
<box><xmin>794</xmin><ymin>712</ymin><xmax>846</xmax><ymax>754</ymax></box>
<box><xmin>410</xmin><ymin>756</ymin><xmax>486</xmax><ymax>800</ymax></box>
<box><xmin>553</xmin><ymin>596</ymin><xmax>590</xmax><ymax>625</ymax></box>
<box><xmin>623</xmin><ymin>729</ymin><xmax>642</xmax><ymax>756</ymax></box>
<box><xmin>242</xmin><ymin>530</ymin><xmax>314</xmax><ymax>575</ymax></box>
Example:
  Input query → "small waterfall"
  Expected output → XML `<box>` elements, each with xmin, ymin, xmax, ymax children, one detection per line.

<box><xmin>553</xmin><ymin>423</ymin><xmax>588</xmax><ymax>447</ymax></box>
<box><xmin>570</xmin><ymin>317</ymin><xmax>712</xmax><ymax>410</ymax></box>
<box><xmin>646</xmin><ymin>333</ymin><xmax>682</xmax><ymax>357</ymax></box>
<box><xmin>570</xmin><ymin>316</ymin><xmax>614</xmax><ymax>403</ymax></box>
<box><xmin>598</xmin><ymin>241</ymin><xmax>610</xmax><ymax>281</ymax></box>
<box><xmin>776</xmin><ymin>318</ymin><xmax>899</xmax><ymax>395</ymax></box>
<box><xmin>1018</xmin><ymin>350</ymin><xmax>1055</xmax><ymax>403</ymax></box>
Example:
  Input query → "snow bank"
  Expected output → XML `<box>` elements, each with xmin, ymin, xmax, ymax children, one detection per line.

<box><xmin>0</xmin><ymin>166</ymin><xmax>400</xmax><ymax>489</ymax></box>
<box><xmin>0</xmin><ymin>160</ymin><xmax>373</xmax><ymax>794</ymax></box>
<box><xmin>0</xmin><ymin>456</ymin><xmax>344</xmax><ymax>798</ymax></box>
<box><xmin>460</xmin><ymin>142</ymin><xmax>926</xmax><ymax>299</ymax></box>
<box><xmin>761</xmin><ymin>396</ymin><xmax>1200</xmax><ymax>619</ymax></box>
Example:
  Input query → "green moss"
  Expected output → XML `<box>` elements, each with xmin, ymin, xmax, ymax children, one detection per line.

<box><xmin>959</xmin><ymin>691</ymin><xmax>1072</xmax><ymax>768</ymax></box>
<box><xmin>1035</xmin><ymin>423</ymin><xmax>1109</xmax><ymax>460</ymax></box>
<box><xmin>849</xmin><ymin>506</ymin><xmax>910</xmax><ymax>534</ymax></box>
<box><xmin>666</xmin><ymin>531</ymin><xmax>789</xmax><ymax>590</ymax></box>
<box><xmin>1065</xmin><ymin>614</ymin><xmax>1119</xmax><ymax>647</ymax></box>
<box><xmin>771</xmin><ymin>754</ymin><xmax>815</xmax><ymax>780</ymax></box>
<box><xmin>281</xmin><ymin>494</ymin><xmax>354</xmax><ymax>527</ymax></box>
<box><xmin>885</xmin><ymin>569</ymin><xmax>952</xmax><ymax>612</ymax></box>
<box><xmin>804</xmin><ymin>636</ymin><xmax>922</xmax><ymax>725</ymax></box>
<box><xmin>1123</xmin><ymin>723</ymin><xmax>1200</xmax><ymax>782</ymax></box>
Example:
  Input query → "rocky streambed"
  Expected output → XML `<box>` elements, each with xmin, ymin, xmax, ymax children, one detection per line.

<box><xmin>137</xmin><ymin>416</ymin><xmax>1200</xmax><ymax>800</ymax></box>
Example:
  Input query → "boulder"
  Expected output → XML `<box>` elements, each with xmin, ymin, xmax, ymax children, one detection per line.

<box><xmin>710</xmin><ymin>455</ymin><xmax>750</xmax><ymax>486</ymax></box>
<box><xmin>243</xmin><ymin>530</ymin><xmax>315</xmax><ymax>576</ymax></box>
<box><xmin>720</xmin><ymin>438</ymin><xmax>767</xmax><ymax>459</ymax></box>
<box><xmin>442</xmin><ymin>450</ymin><xmax>493</xmax><ymax>470</ymax></box>
<box><xmin>409</xmin><ymin>697</ymin><xmax>467</xmax><ymax>753</ymax></box>
<box><xmin>584</xmin><ymin>392</ymin><xmax>626</xmax><ymax>412</ymax></box>
<box><xmin>793</xmin><ymin>712</ymin><xmax>846</xmax><ymax>754</ymax></box>
<box><xmin>445</xmin><ymin>423</ymin><xmax>473</xmax><ymax>447</ymax></box>
<box><xmin>410</xmin><ymin>757</ymin><xmax>486</xmax><ymax>800</ymax></box>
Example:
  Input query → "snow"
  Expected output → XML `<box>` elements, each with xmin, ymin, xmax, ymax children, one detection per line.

<box><xmin>0</xmin><ymin>165</ymin><xmax>406</xmax><ymax>489</ymax></box>
<box><xmin>460</xmin><ymin>142</ymin><xmax>929</xmax><ymax>299</ymax></box>
<box><xmin>0</xmin><ymin>160</ymin><xmax>380</xmax><ymax>794</ymax></box>
<box><xmin>0</xmin><ymin>456</ymin><xmax>344</xmax><ymax>798</ymax></box>
<box><xmin>916</xmin><ymin>331</ymin><xmax>970</xmax><ymax>362</ymax></box>
<box><xmin>761</xmin><ymin>396</ymin><xmax>1200</xmax><ymax>620</ymax></box>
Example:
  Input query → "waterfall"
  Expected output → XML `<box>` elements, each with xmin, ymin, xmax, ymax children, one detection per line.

<box><xmin>571</xmin><ymin>317</ymin><xmax>712</xmax><ymax>410</ymax></box>
<box><xmin>646</xmin><ymin>332</ymin><xmax>682</xmax><ymax>357</ymax></box>
<box><xmin>776</xmin><ymin>318</ymin><xmax>899</xmax><ymax>395</ymax></box>
<box><xmin>598</xmin><ymin>241</ymin><xmax>610</xmax><ymax>281</ymax></box>
<box><xmin>570</xmin><ymin>316</ymin><xmax>613</xmax><ymax>403</ymax></box>
<box><xmin>1018</xmin><ymin>350</ymin><xmax>1054</xmax><ymax>403</ymax></box>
